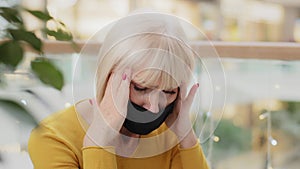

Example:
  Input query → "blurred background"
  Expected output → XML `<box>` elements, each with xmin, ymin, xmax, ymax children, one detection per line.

<box><xmin>11</xmin><ymin>0</ymin><xmax>300</xmax><ymax>42</ymax></box>
<box><xmin>0</xmin><ymin>0</ymin><xmax>300</xmax><ymax>169</ymax></box>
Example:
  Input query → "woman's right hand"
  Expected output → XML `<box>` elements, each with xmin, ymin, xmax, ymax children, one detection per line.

<box><xmin>83</xmin><ymin>69</ymin><xmax>133</xmax><ymax>150</ymax></box>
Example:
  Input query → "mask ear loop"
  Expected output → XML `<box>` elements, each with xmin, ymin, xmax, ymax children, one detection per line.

<box><xmin>174</xmin><ymin>87</ymin><xmax>180</xmax><ymax>100</ymax></box>
<box><xmin>169</xmin><ymin>87</ymin><xmax>180</xmax><ymax>116</ymax></box>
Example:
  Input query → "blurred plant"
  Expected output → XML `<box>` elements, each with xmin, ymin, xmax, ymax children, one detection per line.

<box><xmin>0</xmin><ymin>6</ymin><xmax>76</xmax><ymax>90</ymax></box>
<box><xmin>270</xmin><ymin>101</ymin><xmax>300</xmax><ymax>140</ymax></box>
<box><xmin>213</xmin><ymin>119</ymin><xmax>252</xmax><ymax>159</ymax></box>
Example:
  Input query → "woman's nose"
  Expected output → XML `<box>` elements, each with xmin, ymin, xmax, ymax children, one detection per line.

<box><xmin>144</xmin><ymin>91</ymin><xmax>166</xmax><ymax>113</ymax></box>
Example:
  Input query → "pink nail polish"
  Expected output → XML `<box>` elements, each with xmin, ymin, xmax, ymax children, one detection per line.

<box><xmin>122</xmin><ymin>73</ymin><xmax>127</xmax><ymax>80</ymax></box>
<box><xmin>196</xmin><ymin>83</ymin><xmax>199</xmax><ymax>87</ymax></box>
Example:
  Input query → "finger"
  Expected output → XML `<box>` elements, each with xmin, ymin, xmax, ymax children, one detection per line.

<box><xmin>107</xmin><ymin>70</ymin><xmax>126</xmax><ymax>102</ymax></box>
<box><xmin>122</xmin><ymin>68</ymin><xmax>131</xmax><ymax>83</ymax></box>
<box><xmin>101</xmin><ymin>72</ymin><xmax>126</xmax><ymax>122</ymax></box>
<box><xmin>111</xmin><ymin>68</ymin><xmax>131</xmax><ymax>94</ymax></box>
<box><xmin>179</xmin><ymin>82</ymin><xmax>187</xmax><ymax>100</ymax></box>
<box><xmin>111</xmin><ymin>68</ymin><xmax>131</xmax><ymax>113</ymax></box>
<box><xmin>173</xmin><ymin>83</ymin><xmax>187</xmax><ymax>114</ymax></box>
<box><xmin>112</xmin><ymin>70</ymin><xmax>124</xmax><ymax>90</ymax></box>
<box><xmin>103</xmin><ymin>72</ymin><xmax>121</xmax><ymax>100</ymax></box>
<box><xmin>173</xmin><ymin>89</ymin><xmax>182</xmax><ymax>114</ymax></box>
<box><xmin>118</xmin><ymin>69</ymin><xmax>131</xmax><ymax>96</ymax></box>
<box><xmin>103</xmin><ymin>73</ymin><xmax>114</xmax><ymax>97</ymax></box>
<box><xmin>185</xmin><ymin>83</ymin><xmax>199</xmax><ymax>106</ymax></box>
<box><xmin>117</xmin><ymin>68</ymin><xmax>131</xmax><ymax>113</ymax></box>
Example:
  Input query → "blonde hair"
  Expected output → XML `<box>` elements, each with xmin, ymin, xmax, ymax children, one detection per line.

<box><xmin>96</xmin><ymin>13</ymin><xmax>196</xmax><ymax>104</ymax></box>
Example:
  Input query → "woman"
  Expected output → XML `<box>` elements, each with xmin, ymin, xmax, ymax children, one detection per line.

<box><xmin>28</xmin><ymin>13</ymin><xmax>209</xmax><ymax>169</ymax></box>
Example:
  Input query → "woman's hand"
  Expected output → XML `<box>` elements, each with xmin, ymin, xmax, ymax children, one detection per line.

<box><xmin>165</xmin><ymin>83</ymin><xmax>199</xmax><ymax>148</ymax></box>
<box><xmin>83</xmin><ymin>69</ymin><xmax>139</xmax><ymax>156</ymax></box>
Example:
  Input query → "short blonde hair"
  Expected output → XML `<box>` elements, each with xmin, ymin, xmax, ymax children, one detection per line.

<box><xmin>96</xmin><ymin>13</ymin><xmax>196</xmax><ymax>104</ymax></box>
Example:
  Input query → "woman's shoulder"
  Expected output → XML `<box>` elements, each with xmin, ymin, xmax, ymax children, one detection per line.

<box><xmin>32</xmin><ymin>105</ymin><xmax>86</xmax><ymax>143</ymax></box>
<box><xmin>39</xmin><ymin>106</ymin><xmax>77</xmax><ymax>129</ymax></box>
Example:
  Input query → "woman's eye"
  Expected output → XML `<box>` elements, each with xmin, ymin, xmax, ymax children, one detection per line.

<box><xmin>134</xmin><ymin>85</ymin><xmax>147</xmax><ymax>91</ymax></box>
<box><xmin>162</xmin><ymin>90</ymin><xmax>176</xmax><ymax>95</ymax></box>
<box><xmin>132</xmin><ymin>82</ymin><xmax>176</xmax><ymax>95</ymax></box>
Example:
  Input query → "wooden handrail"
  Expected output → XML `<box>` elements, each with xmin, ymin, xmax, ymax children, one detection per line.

<box><xmin>14</xmin><ymin>40</ymin><xmax>300</xmax><ymax>60</ymax></box>
<box><xmin>191</xmin><ymin>41</ymin><xmax>300</xmax><ymax>60</ymax></box>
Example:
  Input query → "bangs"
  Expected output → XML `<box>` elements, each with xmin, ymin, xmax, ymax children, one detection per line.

<box><xmin>133</xmin><ymin>68</ymin><xmax>178</xmax><ymax>90</ymax></box>
<box><xmin>131</xmin><ymin>49</ymin><xmax>193</xmax><ymax>90</ymax></box>
<box><xmin>114</xmin><ymin>33</ymin><xmax>195</xmax><ymax>90</ymax></box>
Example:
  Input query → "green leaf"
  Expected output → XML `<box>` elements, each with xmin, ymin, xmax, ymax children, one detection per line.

<box><xmin>25</xmin><ymin>9</ymin><xmax>52</xmax><ymax>21</ymax></box>
<box><xmin>8</xmin><ymin>29</ymin><xmax>42</xmax><ymax>52</ymax></box>
<box><xmin>57</xmin><ymin>20</ymin><xmax>66</xmax><ymax>27</ymax></box>
<box><xmin>44</xmin><ymin>28</ymin><xmax>73</xmax><ymax>41</ymax></box>
<box><xmin>0</xmin><ymin>41</ymin><xmax>23</xmax><ymax>67</ymax></box>
<box><xmin>0</xmin><ymin>7</ymin><xmax>23</xmax><ymax>24</ymax></box>
<box><xmin>31</xmin><ymin>58</ymin><xmax>64</xmax><ymax>90</ymax></box>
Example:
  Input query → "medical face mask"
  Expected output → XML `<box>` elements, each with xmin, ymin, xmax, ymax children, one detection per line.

<box><xmin>123</xmin><ymin>100</ymin><xmax>176</xmax><ymax>135</ymax></box>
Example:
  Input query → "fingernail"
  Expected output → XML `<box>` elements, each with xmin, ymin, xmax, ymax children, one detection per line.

<box><xmin>196</xmin><ymin>83</ymin><xmax>199</xmax><ymax>87</ymax></box>
<box><xmin>89</xmin><ymin>99</ymin><xmax>93</xmax><ymax>105</ymax></box>
<box><xmin>122</xmin><ymin>73</ymin><xmax>127</xmax><ymax>80</ymax></box>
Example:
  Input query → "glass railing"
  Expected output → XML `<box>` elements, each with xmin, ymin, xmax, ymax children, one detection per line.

<box><xmin>200</xmin><ymin>58</ymin><xmax>300</xmax><ymax>169</ymax></box>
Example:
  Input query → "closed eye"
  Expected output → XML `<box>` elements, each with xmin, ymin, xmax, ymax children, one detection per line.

<box><xmin>133</xmin><ymin>84</ymin><xmax>147</xmax><ymax>91</ymax></box>
<box><xmin>162</xmin><ymin>90</ymin><xmax>176</xmax><ymax>95</ymax></box>
<box><xmin>132</xmin><ymin>82</ymin><xmax>177</xmax><ymax>95</ymax></box>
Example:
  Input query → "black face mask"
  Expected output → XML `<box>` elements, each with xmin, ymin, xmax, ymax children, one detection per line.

<box><xmin>123</xmin><ymin>100</ymin><xmax>176</xmax><ymax>135</ymax></box>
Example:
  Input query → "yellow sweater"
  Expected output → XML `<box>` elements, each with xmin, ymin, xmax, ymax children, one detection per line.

<box><xmin>28</xmin><ymin>106</ymin><xmax>209</xmax><ymax>169</ymax></box>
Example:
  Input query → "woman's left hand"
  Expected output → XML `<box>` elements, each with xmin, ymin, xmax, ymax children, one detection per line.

<box><xmin>165</xmin><ymin>83</ymin><xmax>199</xmax><ymax>148</ymax></box>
